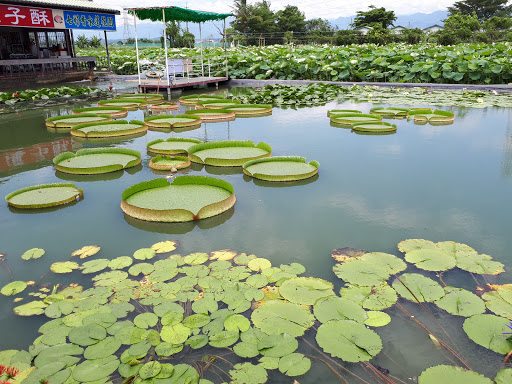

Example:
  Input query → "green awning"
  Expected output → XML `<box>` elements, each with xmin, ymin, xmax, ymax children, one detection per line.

<box><xmin>127</xmin><ymin>6</ymin><xmax>232</xmax><ymax>23</ymax></box>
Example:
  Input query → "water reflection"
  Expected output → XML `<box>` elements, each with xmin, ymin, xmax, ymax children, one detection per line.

<box><xmin>71</xmin><ymin>131</ymin><xmax>147</xmax><ymax>145</ymax></box>
<box><xmin>124</xmin><ymin>206</ymin><xmax>235</xmax><ymax>234</ymax></box>
<box><xmin>8</xmin><ymin>198</ymin><xmax>82</xmax><ymax>214</ymax></box>
<box><xmin>190</xmin><ymin>162</ymin><xmax>244</xmax><ymax>176</ymax></box>
<box><xmin>55</xmin><ymin>169</ymin><xmax>124</xmax><ymax>182</ymax></box>
<box><xmin>353</xmin><ymin>130</ymin><xmax>396</xmax><ymax>136</ymax></box>
<box><xmin>244</xmin><ymin>173</ymin><xmax>319</xmax><ymax>187</ymax></box>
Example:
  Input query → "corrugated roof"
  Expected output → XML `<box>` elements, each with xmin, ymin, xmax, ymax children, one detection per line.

<box><xmin>1</xmin><ymin>0</ymin><xmax>120</xmax><ymax>14</ymax></box>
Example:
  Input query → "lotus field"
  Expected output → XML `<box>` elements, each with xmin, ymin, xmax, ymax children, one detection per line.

<box><xmin>80</xmin><ymin>42</ymin><xmax>512</xmax><ymax>84</ymax></box>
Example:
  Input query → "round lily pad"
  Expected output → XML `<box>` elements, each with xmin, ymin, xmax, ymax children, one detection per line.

<box><xmin>133</xmin><ymin>248</ymin><xmax>156</xmax><ymax>260</ymax></box>
<box><xmin>330</xmin><ymin>113</ymin><xmax>382</xmax><ymax>127</ymax></box>
<box><xmin>139</xmin><ymin>361</ymin><xmax>162</xmax><ymax>379</ymax></box>
<box><xmin>53</xmin><ymin>148</ymin><xmax>141</xmax><ymax>175</ymax></box>
<box><xmin>151</xmin><ymin>240</ymin><xmax>179</xmax><ymax>253</ymax></box>
<box><xmin>98</xmin><ymin>99</ymin><xmax>148</xmax><ymax>109</ymax></box>
<box><xmin>392</xmin><ymin>273</ymin><xmax>445</xmax><ymax>302</ymax></box>
<box><xmin>145</xmin><ymin>115</ymin><xmax>202</xmax><ymax>131</ymax></box>
<box><xmin>316</xmin><ymin>319</ymin><xmax>383</xmax><ymax>362</ymax></box>
<box><xmin>418</xmin><ymin>365</ymin><xmax>492</xmax><ymax>384</ymax></box>
<box><xmin>6</xmin><ymin>183</ymin><xmax>83</xmax><ymax>209</ymax></box>
<box><xmin>224</xmin><ymin>104</ymin><xmax>272</xmax><ymax>116</ymax></box>
<box><xmin>68</xmin><ymin>324</ymin><xmax>107</xmax><ymax>346</ymax></box>
<box><xmin>188</xmin><ymin>140</ymin><xmax>272</xmax><ymax>167</ymax></box>
<box><xmin>150</xmin><ymin>102</ymin><xmax>179</xmax><ymax>111</ymax></box>
<box><xmin>209</xmin><ymin>330</ymin><xmax>239</xmax><ymax>347</ymax></box>
<box><xmin>278</xmin><ymin>353</ymin><xmax>311</xmax><ymax>376</ymax></box>
<box><xmin>398</xmin><ymin>239</ymin><xmax>437</xmax><ymax>253</ymax></box>
<box><xmin>81</xmin><ymin>259</ymin><xmax>110</xmax><ymax>274</ymax></box>
<box><xmin>121</xmin><ymin>176</ymin><xmax>236</xmax><ymax>223</ymax></box>
<box><xmin>495</xmin><ymin>368</ymin><xmax>512</xmax><ymax>384</ymax></box>
<box><xmin>149</xmin><ymin>155</ymin><xmax>190</xmax><ymax>171</ymax></box>
<box><xmin>229</xmin><ymin>363</ymin><xmax>267</xmax><ymax>384</ymax></box>
<box><xmin>352</xmin><ymin>121</ymin><xmax>397</xmax><ymax>133</ymax></box>
<box><xmin>251</xmin><ymin>300</ymin><xmax>314</xmax><ymax>337</ymax></box>
<box><xmin>340</xmin><ymin>284</ymin><xmax>397</xmax><ymax>310</ymax></box>
<box><xmin>161</xmin><ymin>323</ymin><xmax>191</xmax><ymax>344</ymax></box>
<box><xmin>248</xmin><ymin>258</ymin><xmax>272</xmax><ymax>272</ymax></box>
<box><xmin>21</xmin><ymin>248</ymin><xmax>45</xmax><ymax>260</ymax></box>
<box><xmin>72</xmin><ymin>106</ymin><xmax>128</xmax><ymax>118</ymax></box>
<box><xmin>314</xmin><ymin>296</ymin><xmax>367</xmax><ymax>323</ymax></box>
<box><xmin>72</xmin><ymin>245</ymin><xmax>101</xmax><ymax>259</ymax></box>
<box><xmin>455</xmin><ymin>251</ymin><xmax>504</xmax><ymax>275</ymax></box>
<box><xmin>364</xmin><ymin>311</ymin><xmax>391</xmax><ymax>327</ymax></box>
<box><xmin>408</xmin><ymin>109</ymin><xmax>455</xmax><ymax>122</ymax></box>
<box><xmin>370</xmin><ymin>107</ymin><xmax>409</xmax><ymax>117</ymax></box>
<box><xmin>50</xmin><ymin>261</ymin><xmax>80</xmax><ymax>274</ymax></box>
<box><xmin>73</xmin><ymin>355</ymin><xmax>120</xmax><ymax>382</ymax></box>
<box><xmin>279</xmin><ymin>277</ymin><xmax>334</xmax><ymax>305</ymax></box>
<box><xmin>435</xmin><ymin>287</ymin><xmax>485</xmax><ymax>317</ymax></box>
<box><xmin>46</xmin><ymin>113</ymin><xmax>112</xmax><ymax>128</ymax></box>
<box><xmin>197</xmin><ymin>98</ymin><xmax>241</xmax><ymax>109</ymax></box>
<box><xmin>83</xmin><ymin>337</ymin><xmax>122</xmax><ymax>360</ymax></box>
<box><xmin>178</xmin><ymin>94</ymin><xmax>224</xmax><ymax>105</ymax></box>
<box><xmin>1</xmin><ymin>281</ymin><xmax>28</xmax><ymax>296</ymax></box>
<box><xmin>463</xmin><ymin>314</ymin><xmax>512</xmax><ymax>354</ymax></box>
<box><xmin>482</xmin><ymin>285</ymin><xmax>512</xmax><ymax>318</ymax></box>
<box><xmin>147</xmin><ymin>138</ymin><xmax>203</xmax><ymax>156</ymax></box>
<box><xmin>404</xmin><ymin>248</ymin><xmax>456</xmax><ymax>271</ymax></box>
<box><xmin>70</xmin><ymin>120</ymin><xmax>147</xmax><ymax>139</ymax></box>
<box><xmin>108</xmin><ymin>256</ymin><xmax>133</xmax><ymax>270</ymax></box>
<box><xmin>185</xmin><ymin>108</ymin><xmax>236</xmax><ymax>122</ymax></box>
<box><xmin>117</xmin><ymin>93</ymin><xmax>163</xmax><ymax>101</ymax></box>
<box><xmin>243</xmin><ymin>156</ymin><xmax>319</xmax><ymax>182</ymax></box>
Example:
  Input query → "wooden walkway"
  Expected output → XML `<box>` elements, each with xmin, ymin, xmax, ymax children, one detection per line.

<box><xmin>136</xmin><ymin>77</ymin><xmax>229</xmax><ymax>93</ymax></box>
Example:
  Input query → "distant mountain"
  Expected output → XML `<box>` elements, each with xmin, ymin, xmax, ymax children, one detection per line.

<box><xmin>331</xmin><ymin>10</ymin><xmax>448</xmax><ymax>30</ymax></box>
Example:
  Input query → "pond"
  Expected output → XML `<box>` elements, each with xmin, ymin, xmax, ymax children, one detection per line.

<box><xmin>1</xmin><ymin>88</ymin><xmax>512</xmax><ymax>383</ymax></box>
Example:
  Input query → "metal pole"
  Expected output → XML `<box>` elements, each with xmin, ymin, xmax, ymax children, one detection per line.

<box><xmin>224</xmin><ymin>18</ymin><xmax>228</xmax><ymax>78</ymax></box>
<box><xmin>162</xmin><ymin>8</ymin><xmax>170</xmax><ymax>90</ymax></box>
<box><xmin>133</xmin><ymin>12</ymin><xmax>141</xmax><ymax>87</ymax></box>
<box><xmin>199</xmin><ymin>22</ymin><xmax>204</xmax><ymax>77</ymax></box>
<box><xmin>104</xmin><ymin>30</ymin><xmax>111</xmax><ymax>72</ymax></box>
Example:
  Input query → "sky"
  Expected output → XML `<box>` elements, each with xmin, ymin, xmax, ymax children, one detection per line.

<box><xmin>111</xmin><ymin>0</ymin><xmax>457</xmax><ymax>23</ymax></box>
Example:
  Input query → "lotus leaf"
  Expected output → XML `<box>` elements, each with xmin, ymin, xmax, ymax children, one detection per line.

<box><xmin>185</xmin><ymin>335</ymin><xmax>209</xmax><ymax>349</ymax></box>
<box><xmin>364</xmin><ymin>311</ymin><xmax>391</xmax><ymax>327</ymax></box>
<box><xmin>73</xmin><ymin>355</ymin><xmax>120</xmax><ymax>382</ymax></box>
<box><xmin>81</xmin><ymin>259</ymin><xmax>110</xmax><ymax>274</ymax></box>
<box><xmin>14</xmin><ymin>301</ymin><xmax>47</xmax><ymax>316</ymax></box>
<box><xmin>495</xmin><ymin>368</ymin><xmax>512</xmax><ymax>384</ymax></box>
<box><xmin>234</xmin><ymin>341</ymin><xmax>260</xmax><ymax>358</ymax></box>
<box><xmin>248</xmin><ymin>258</ymin><xmax>272</xmax><ymax>272</ymax></box>
<box><xmin>418</xmin><ymin>365</ymin><xmax>492</xmax><ymax>384</ymax></box>
<box><xmin>404</xmin><ymin>249</ymin><xmax>456</xmax><ymax>271</ymax></box>
<box><xmin>108</xmin><ymin>256</ymin><xmax>133</xmax><ymax>270</ymax></box>
<box><xmin>21</xmin><ymin>248</ymin><xmax>45</xmax><ymax>260</ymax></box>
<box><xmin>183</xmin><ymin>313</ymin><xmax>211</xmax><ymax>328</ymax></box>
<box><xmin>314</xmin><ymin>296</ymin><xmax>367</xmax><ymax>323</ymax></box>
<box><xmin>229</xmin><ymin>363</ymin><xmax>267</xmax><ymax>384</ymax></box>
<box><xmin>161</xmin><ymin>323</ymin><xmax>191</xmax><ymax>344</ymax></box>
<box><xmin>397</xmin><ymin>239</ymin><xmax>437</xmax><ymax>253</ymax></box>
<box><xmin>166</xmin><ymin>364</ymin><xmax>199</xmax><ymax>384</ymax></box>
<box><xmin>129</xmin><ymin>263</ymin><xmax>154</xmax><ymax>276</ymax></box>
<box><xmin>139</xmin><ymin>361</ymin><xmax>162</xmax><ymax>380</ymax></box>
<box><xmin>279</xmin><ymin>277</ymin><xmax>334</xmax><ymax>305</ymax></box>
<box><xmin>435</xmin><ymin>287</ymin><xmax>485</xmax><ymax>317</ymax></box>
<box><xmin>455</xmin><ymin>251</ymin><xmax>504</xmax><ymax>275</ymax></box>
<box><xmin>258</xmin><ymin>333</ymin><xmax>298</xmax><ymax>357</ymax></box>
<box><xmin>134</xmin><ymin>312</ymin><xmax>158</xmax><ymax>329</ymax></box>
<box><xmin>132</xmin><ymin>248</ymin><xmax>155</xmax><ymax>261</ymax></box>
<box><xmin>50</xmin><ymin>261</ymin><xmax>80</xmax><ymax>274</ymax></box>
<box><xmin>340</xmin><ymin>284</ymin><xmax>397</xmax><ymax>310</ymax></box>
<box><xmin>83</xmin><ymin>337</ymin><xmax>121</xmax><ymax>359</ymax></box>
<box><xmin>155</xmin><ymin>342</ymin><xmax>183</xmax><ymax>356</ymax></box>
<box><xmin>44</xmin><ymin>301</ymin><xmax>74</xmax><ymax>318</ymax></box>
<box><xmin>463</xmin><ymin>314</ymin><xmax>512</xmax><ymax>354</ymax></box>
<box><xmin>1</xmin><ymin>281</ymin><xmax>27</xmax><ymax>296</ymax></box>
<box><xmin>225</xmin><ymin>314</ymin><xmax>251</xmax><ymax>332</ymax></box>
<box><xmin>316</xmin><ymin>320</ymin><xmax>383</xmax><ymax>362</ymax></box>
<box><xmin>482</xmin><ymin>285</ymin><xmax>512</xmax><ymax>318</ymax></box>
<box><xmin>184</xmin><ymin>252</ymin><xmax>209</xmax><ymax>265</ymax></box>
<box><xmin>192</xmin><ymin>297</ymin><xmax>218</xmax><ymax>314</ymax></box>
<box><xmin>259</xmin><ymin>356</ymin><xmax>279</xmax><ymax>370</ymax></box>
<box><xmin>128</xmin><ymin>341</ymin><xmax>151</xmax><ymax>357</ymax></box>
<box><xmin>333</xmin><ymin>252</ymin><xmax>406</xmax><ymax>286</ymax></box>
<box><xmin>392</xmin><ymin>274</ymin><xmax>445</xmax><ymax>302</ymax></box>
<box><xmin>92</xmin><ymin>271</ymin><xmax>128</xmax><ymax>286</ymax></box>
<box><xmin>68</xmin><ymin>324</ymin><xmax>107</xmax><ymax>346</ymax></box>
<box><xmin>151</xmin><ymin>240</ymin><xmax>178</xmax><ymax>253</ymax></box>
<box><xmin>278</xmin><ymin>353</ymin><xmax>311</xmax><ymax>377</ymax></box>
<box><xmin>71</xmin><ymin>246</ymin><xmax>101</xmax><ymax>259</ymax></box>
<box><xmin>209</xmin><ymin>330</ymin><xmax>240</xmax><ymax>347</ymax></box>
<box><xmin>210</xmin><ymin>249</ymin><xmax>237</xmax><ymax>261</ymax></box>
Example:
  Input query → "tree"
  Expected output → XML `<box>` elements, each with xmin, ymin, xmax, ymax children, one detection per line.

<box><xmin>247</xmin><ymin>1</ymin><xmax>277</xmax><ymax>34</ymax></box>
<box><xmin>366</xmin><ymin>25</ymin><xmax>392</xmax><ymax>44</ymax></box>
<box><xmin>164</xmin><ymin>21</ymin><xmax>195</xmax><ymax>48</ymax></box>
<box><xmin>400</xmin><ymin>28</ymin><xmax>425</xmax><ymax>44</ymax></box>
<box><xmin>351</xmin><ymin>5</ymin><xmax>396</xmax><ymax>29</ymax></box>
<box><xmin>231</xmin><ymin>0</ymin><xmax>251</xmax><ymax>36</ymax></box>
<box><xmin>435</xmin><ymin>12</ymin><xmax>480</xmax><ymax>44</ymax></box>
<box><xmin>276</xmin><ymin>5</ymin><xmax>306</xmax><ymax>33</ymax></box>
<box><xmin>448</xmin><ymin>0</ymin><xmax>511</xmax><ymax>21</ymax></box>
<box><xmin>89</xmin><ymin>36</ymin><xmax>102</xmax><ymax>48</ymax></box>
<box><xmin>305</xmin><ymin>18</ymin><xmax>336</xmax><ymax>34</ymax></box>
<box><xmin>75</xmin><ymin>34</ymin><xmax>89</xmax><ymax>49</ymax></box>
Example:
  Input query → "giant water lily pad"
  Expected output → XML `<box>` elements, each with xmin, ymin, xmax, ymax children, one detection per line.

<box><xmin>121</xmin><ymin>176</ymin><xmax>236</xmax><ymax>223</ymax></box>
<box><xmin>333</xmin><ymin>252</ymin><xmax>407</xmax><ymax>286</ymax></box>
<box><xmin>1</xmin><ymin>281</ymin><xmax>28</xmax><ymax>296</ymax></box>
<box><xmin>187</xmin><ymin>140</ymin><xmax>272</xmax><ymax>167</ymax></box>
<box><xmin>463</xmin><ymin>314</ymin><xmax>512</xmax><ymax>354</ymax></box>
<box><xmin>46</xmin><ymin>113</ymin><xmax>112</xmax><ymax>128</ymax></box>
<box><xmin>316</xmin><ymin>320</ymin><xmax>383</xmax><ymax>362</ymax></box>
<box><xmin>224</xmin><ymin>104</ymin><xmax>272</xmax><ymax>116</ymax></box>
<box><xmin>185</xmin><ymin>108</ymin><xmax>236</xmax><ymax>122</ymax></box>
<box><xmin>54</xmin><ymin>148</ymin><xmax>141</xmax><ymax>175</ymax></box>
<box><xmin>279</xmin><ymin>277</ymin><xmax>334</xmax><ymax>305</ymax></box>
<box><xmin>340</xmin><ymin>284</ymin><xmax>397</xmax><ymax>310</ymax></box>
<box><xmin>145</xmin><ymin>115</ymin><xmax>202</xmax><ymax>131</ymax></box>
<box><xmin>392</xmin><ymin>274</ymin><xmax>445</xmax><ymax>302</ymax></box>
<box><xmin>243</xmin><ymin>156</ymin><xmax>319</xmax><ymax>182</ymax></box>
<box><xmin>72</xmin><ymin>106</ymin><xmax>128</xmax><ymax>118</ymax></box>
<box><xmin>330</xmin><ymin>113</ymin><xmax>382</xmax><ymax>127</ymax></box>
<box><xmin>482</xmin><ymin>285</ymin><xmax>512</xmax><ymax>319</ymax></box>
<box><xmin>418</xmin><ymin>365</ymin><xmax>492</xmax><ymax>384</ymax></box>
<box><xmin>98</xmin><ymin>99</ymin><xmax>148</xmax><ymax>109</ymax></box>
<box><xmin>408</xmin><ymin>109</ymin><xmax>455</xmax><ymax>122</ymax></box>
<box><xmin>147</xmin><ymin>138</ymin><xmax>202</xmax><ymax>155</ymax></box>
<box><xmin>435</xmin><ymin>287</ymin><xmax>485</xmax><ymax>317</ymax></box>
<box><xmin>6</xmin><ymin>183</ymin><xmax>83</xmax><ymax>209</ymax></box>
<box><xmin>70</xmin><ymin>120</ymin><xmax>147</xmax><ymax>139</ymax></box>
<box><xmin>352</xmin><ymin>121</ymin><xmax>397</xmax><ymax>133</ymax></box>
<box><xmin>251</xmin><ymin>300</ymin><xmax>314</xmax><ymax>337</ymax></box>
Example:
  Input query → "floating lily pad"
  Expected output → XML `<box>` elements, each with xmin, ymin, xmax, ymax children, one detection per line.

<box><xmin>482</xmin><ymin>285</ymin><xmax>512</xmax><ymax>319</ymax></box>
<box><xmin>54</xmin><ymin>148</ymin><xmax>141</xmax><ymax>175</ymax></box>
<box><xmin>188</xmin><ymin>140</ymin><xmax>272</xmax><ymax>167</ymax></box>
<box><xmin>251</xmin><ymin>300</ymin><xmax>314</xmax><ymax>337</ymax></box>
<box><xmin>150</xmin><ymin>155</ymin><xmax>190</xmax><ymax>171</ymax></box>
<box><xmin>278</xmin><ymin>353</ymin><xmax>311</xmax><ymax>376</ymax></box>
<box><xmin>352</xmin><ymin>121</ymin><xmax>397</xmax><ymax>133</ymax></box>
<box><xmin>71</xmin><ymin>120</ymin><xmax>147</xmax><ymax>139</ymax></box>
<box><xmin>147</xmin><ymin>137</ymin><xmax>203</xmax><ymax>156</ymax></box>
<box><xmin>314</xmin><ymin>296</ymin><xmax>367</xmax><ymax>323</ymax></box>
<box><xmin>6</xmin><ymin>183</ymin><xmax>83</xmax><ymax>209</ymax></box>
<box><xmin>392</xmin><ymin>273</ymin><xmax>445</xmax><ymax>302</ymax></box>
<box><xmin>83</xmin><ymin>337</ymin><xmax>122</xmax><ymax>360</ymax></box>
<box><xmin>279</xmin><ymin>277</ymin><xmax>334</xmax><ymax>305</ymax></box>
<box><xmin>51</xmin><ymin>261</ymin><xmax>80</xmax><ymax>274</ymax></box>
<box><xmin>133</xmin><ymin>248</ymin><xmax>156</xmax><ymax>260</ymax></box>
<box><xmin>108</xmin><ymin>256</ymin><xmax>133</xmax><ymax>270</ymax></box>
<box><xmin>197</xmin><ymin>98</ymin><xmax>241</xmax><ymax>109</ymax></box>
<box><xmin>370</xmin><ymin>107</ymin><xmax>409</xmax><ymax>117</ymax></box>
<box><xmin>316</xmin><ymin>320</ymin><xmax>383</xmax><ymax>362</ymax></box>
<box><xmin>224</xmin><ymin>104</ymin><xmax>272</xmax><ymax>116</ymax></box>
<box><xmin>418</xmin><ymin>365</ymin><xmax>492</xmax><ymax>384</ymax></box>
<box><xmin>463</xmin><ymin>314</ymin><xmax>512</xmax><ymax>354</ymax></box>
<box><xmin>81</xmin><ymin>259</ymin><xmax>110</xmax><ymax>274</ymax></box>
<box><xmin>225</xmin><ymin>314</ymin><xmax>251</xmax><ymax>332</ymax></box>
<box><xmin>178</xmin><ymin>94</ymin><xmax>225</xmax><ymax>105</ymax></box>
<box><xmin>243</xmin><ymin>156</ymin><xmax>319</xmax><ymax>182</ymax></box>
<box><xmin>495</xmin><ymin>368</ymin><xmax>512</xmax><ymax>384</ymax></box>
<box><xmin>145</xmin><ymin>115</ymin><xmax>202</xmax><ymax>131</ymax></box>
<box><xmin>21</xmin><ymin>248</ymin><xmax>45</xmax><ymax>260</ymax></box>
<box><xmin>98</xmin><ymin>99</ymin><xmax>148</xmax><ymax>109</ymax></box>
<box><xmin>72</xmin><ymin>245</ymin><xmax>101</xmax><ymax>259</ymax></box>
<box><xmin>151</xmin><ymin>240</ymin><xmax>179</xmax><ymax>253</ymax></box>
<box><xmin>185</xmin><ymin>108</ymin><xmax>236</xmax><ymax>122</ymax></box>
<box><xmin>248</xmin><ymin>258</ymin><xmax>272</xmax><ymax>272</ymax></box>
<box><xmin>404</xmin><ymin>248</ymin><xmax>456</xmax><ymax>271</ymax></box>
<box><xmin>150</xmin><ymin>102</ymin><xmax>179</xmax><ymax>111</ymax></box>
<box><xmin>139</xmin><ymin>361</ymin><xmax>162</xmax><ymax>379</ymax></box>
<box><xmin>398</xmin><ymin>239</ymin><xmax>437</xmax><ymax>253</ymax></box>
<box><xmin>408</xmin><ymin>109</ymin><xmax>455</xmax><ymax>122</ymax></box>
<box><xmin>330</xmin><ymin>113</ymin><xmax>382</xmax><ymax>127</ymax></box>
<box><xmin>92</xmin><ymin>271</ymin><xmax>128</xmax><ymax>287</ymax></box>
<box><xmin>73</xmin><ymin>106</ymin><xmax>128</xmax><ymax>118</ymax></box>
<box><xmin>121</xmin><ymin>176</ymin><xmax>236</xmax><ymax>223</ymax></box>
<box><xmin>364</xmin><ymin>311</ymin><xmax>391</xmax><ymax>327</ymax></box>
<box><xmin>161</xmin><ymin>323</ymin><xmax>191</xmax><ymax>344</ymax></box>
<box><xmin>333</xmin><ymin>252</ymin><xmax>407</xmax><ymax>286</ymax></box>
<box><xmin>209</xmin><ymin>330</ymin><xmax>239</xmax><ymax>347</ymax></box>
<box><xmin>229</xmin><ymin>363</ymin><xmax>267</xmax><ymax>384</ymax></box>
<box><xmin>73</xmin><ymin>355</ymin><xmax>120</xmax><ymax>382</ymax></box>
<box><xmin>455</xmin><ymin>251</ymin><xmax>504</xmax><ymax>275</ymax></box>
<box><xmin>68</xmin><ymin>324</ymin><xmax>107</xmax><ymax>346</ymax></box>
<box><xmin>117</xmin><ymin>93</ymin><xmax>163</xmax><ymax>101</ymax></box>
<box><xmin>340</xmin><ymin>284</ymin><xmax>397</xmax><ymax>310</ymax></box>
<box><xmin>1</xmin><ymin>281</ymin><xmax>28</xmax><ymax>296</ymax></box>
<box><xmin>46</xmin><ymin>113</ymin><xmax>112</xmax><ymax>128</ymax></box>
<box><xmin>435</xmin><ymin>287</ymin><xmax>485</xmax><ymax>317</ymax></box>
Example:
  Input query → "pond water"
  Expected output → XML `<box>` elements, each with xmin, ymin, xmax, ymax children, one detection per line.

<box><xmin>1</xmin><ymin>90</ymin><xmax>512</xmax><ymax>382</ymax></box>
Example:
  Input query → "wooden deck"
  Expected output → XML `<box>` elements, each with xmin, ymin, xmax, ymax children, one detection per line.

<box><xmin>136</xmin><ymin>76</ymin><xmax>229</xmax><ymax>92</ymax></box>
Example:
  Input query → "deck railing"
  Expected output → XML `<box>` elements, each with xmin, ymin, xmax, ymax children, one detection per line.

<box><xmin>0</xmin><ymin>57</ymin><xmax>97</xmax><ymax>78</ymax></box>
